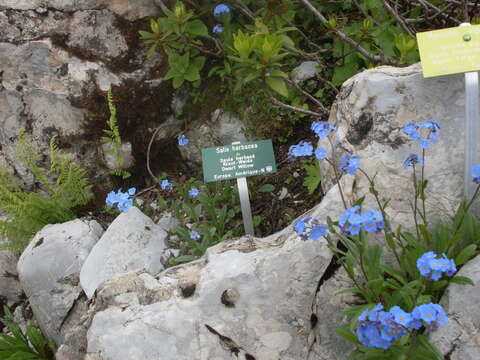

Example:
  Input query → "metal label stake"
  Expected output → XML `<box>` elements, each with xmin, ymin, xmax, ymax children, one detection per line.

<box><xmin>461</xmin><ymin>23</ymin><xmax>480</xmax><ymax>201</ymax></box>
<box><xmin>232</xmin><ymin>142</ymin><xmax>254</xmax><ymax>236</ymax></box>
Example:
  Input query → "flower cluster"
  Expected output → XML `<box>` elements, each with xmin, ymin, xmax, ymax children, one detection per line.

<box><xmin>105</xmin><ymin>187</ymin><xmax>136</xmax><ymax>212</ymax></box>
<box><xmin>160</xmin><ymin>179</ymin><xmax>173</xmax><ymax>190</ymax></box>
<box><xmin>178</xmin><ymin>134</ymin><xmax>189</xmax><ymax>147</ymax></box>
<box><xmin>403</xmin><ymin>121</ymin><xmax>440</xmax><ymax>149</ymax></box>
<box><xmin>416</xmin><ymin>251</ymin><xmax>456</xmax><ymax>280</ymax></box>
<box><xmin>311</xmin><ymin>121</ymin><xmax>336</xmax><ymax>139</ymax></box>
<box><xmin>289</xmin><ymin>141</ymin><xmax>313</xmax><ymax>157</ymax></box>
<box><xmin>188</xmin><ymin>187</ymin><xmax>199</xmax><ymax>198</ymax></box>
<box><xmin>338</xmin><ymin>206</ymin><xmax>384</xmax><ymax>235</ymax></box>
<box><xmin>403</xmin><ymin>153</ymin><xmax>423</xmax><ymax>168</ymax></box>
<box><xmin>357</xmin><ymin>303</ymin><xmax>448</xmax><ymax>349</ymax></box>
<box><xmin>339</xmin><ymin>154</ymin><xmax>360</xmax><ymax>175</ymax></box>
<box><xmin>472</xmin><ymin>164</ymin><xmax>480</xmax><ymax>183</ymax></box>
<box><xmin>294</xmin><ymin>217</ymin><xmax>328</xmax><ymax>241</ymax></box>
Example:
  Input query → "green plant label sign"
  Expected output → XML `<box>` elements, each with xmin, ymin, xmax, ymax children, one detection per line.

<box><xmin>202</xmin><ymin>140</ymin><xmax>277</xmax><ymax>182</ymax></box>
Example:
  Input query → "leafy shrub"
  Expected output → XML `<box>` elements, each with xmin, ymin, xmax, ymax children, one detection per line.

<box><xmin>0</xmin><ymin>131</ymin><xmax>93</xmax><ymax>253</ymax></box>
<box><xmin>0</xmin><ymin>307</ymin><xmax>56</xmax><ymax>360</ymax></box>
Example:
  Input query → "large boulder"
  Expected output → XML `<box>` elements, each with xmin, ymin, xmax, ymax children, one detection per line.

<box><xmin>17</xmin><ymin>219</ymin><xmax>103</xmax><ymax>344</ymax></box>
<box><xmin>80</xmin><ymin>207</ymin><xmax>168</xmax><ymax>299</ymax></box>
<box><xmin>429</xmin><ymin>254</ymin><xmax>480</xmax><ymax>359</ymax></box>
<box><xmin>85</xmin><ymin>229</ymin><xmax>332</xmax><ymax>360</ymax></box>
<box><xmin>318</xmin><ymin>63</ymin><xmax>467</xmax><ymax>229</ymax></box>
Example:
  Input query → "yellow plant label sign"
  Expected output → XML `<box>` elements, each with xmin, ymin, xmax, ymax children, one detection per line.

<box><xmin>417</xmin><ymin>25</ymin><xmax>480</xmax><ymax>78</ymax></box>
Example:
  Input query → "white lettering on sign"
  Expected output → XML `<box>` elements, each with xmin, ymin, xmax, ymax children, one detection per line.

<box><xmin>216</xmin><ymin>147</ymin><xmax>230</xmax><ymax>154</ymax></box>
<box><xmin>222</xmin><ymin>166</ymin><xmax>236</xmax><ymax>171</ymax></box>
<box><xmin>214</xmin><ymin>173</ymin><xmax>233</xmax><ymax>180</ymax></box>
<box><xmin>232</xmin><ymin>144</ymin><xmax>258</xmax><ymax>151</ymax></box>
<box><xmin>235</xmin><ymin>170</ymin><xmax>259</xmax><ymax>177</ymax></box>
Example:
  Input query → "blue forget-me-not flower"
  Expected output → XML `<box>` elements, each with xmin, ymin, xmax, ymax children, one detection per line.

<box><xmin>188</xmin><ymin>187</ymin><xmax>199</xmax><ymax>198</ymax></box>
<box><xmin>403</xmin><ymin>153</ymin><xmax>423</xmax><ymax>168</ymax></box>
<box><xmin>105</xmin><ymin>187</ymin><xmax>136</xmax><ymax>212</ymax></box>
<box><xmin>178</xmin><ymin>134</ymin><xmax>189</xmax><ymax>146</ymax></box>
<box><xmin>289</xmin><ymin>141</ymin><xmax>313</xmax><ymax>157</ymax></box>
<box><xmin>213</xmin><ymin>4</ymin><xmax>230</xmax><ymax>17</ymax></box>
<box><xmin>416</xmin><ymin>251</ymin><xmax>456</xmax><ymax>280</ymax></box>
<box><xmin>212</xmin><ymin>24</ymin><xmax>224</xmax><ymax>34</ymax></box>
<box><xmin>339</xmin><ymin>154</ymin><xmax>360</xmax><ymax>175</ymax></box>
<box><xmin>160</xmin><ymin>179</ymin><xmax>173</xmax><ymax>190</ymax></box>
<box><xmin>471</xmin><ymin>164</ymin><xmax>480</xmax><ymax>183</ymax></box>
<box><xmin>294</xmin><ymin>217</ymin><xmax>328</xmax><ymax>241</ymax></box>
<box><xmin>311</xmin><ymin>121</ymin><xmax>336</xmax><ymax>139</ymax></box>
<box><xmin>189</xmin><ymin>231</ymin><xmax>200</xmax><ymax>240</ymax></box>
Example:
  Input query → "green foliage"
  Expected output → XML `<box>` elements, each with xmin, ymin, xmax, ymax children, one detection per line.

<box><xmin>320</xmin><ymin>168</ymin><xmax>479</xmax><ymax>358</ymax></box>
<box><xmin>301</xmin><ymin>159</ymin><xmax>322</xmax><ymax>194</ymax></box>
<box><xmin>139</xmin><ymin>1</ymin><xmax>208</xmax><ymax>88</ymax></box>
<box><xmin>155</xmin><ymin>177</ymin><xmax>243</xmax><ymax>264</ymax></box>
<box><xmin>102</xmin><ymin>90</ymin><xmax>131</xmax><ymax>179</ymax></box>
<box><xmin>0</xmin><ymin>307</ymin><xmax>56</xmax><ymax>360</ymax></box>
<box><xmin>0</xmin><ymin>130</ymin><xmax>93</xmax><ymax>253</ymax></box>
<box><xmin>164</xmin><ymin>51</ymin><xmax>206</xmax><ymax>89</ymax></box>
<box><xmin>229</xmin><ymin>23</ymin><xmax>293</xmax><ymax>97</ymax></box>
<box><xmin>139</xmin><ymin>0</ymin><xmax>429</xmax><ymax>144</ymax></box>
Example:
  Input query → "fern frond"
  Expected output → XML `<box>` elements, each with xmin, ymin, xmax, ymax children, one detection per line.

<box><xmin>0</xmin><ymin>131</ymin><xmax>93</xmax><ymax>254</ymax></box>
<box><xmin>103</xmin><ymin>89</ymin><xmax>125</xmax><ymax>169</ymax></box>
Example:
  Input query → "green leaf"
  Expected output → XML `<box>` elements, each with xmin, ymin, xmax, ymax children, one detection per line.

<box><xmin>431</xmin><ymin>280</ymin><xmax>448</xmax><ymax>291</ymax></box>
<box><xmin>410</xmin><ymin>334</ymin><xmax>443</xmax><ymax>360</ymax></box>
<box><xmin>183</xmin><ymin>67</ymin><xmax>200</xmax><ymax>82</ymax></box>
<box><xmin>334</xmin><ymin>325</ymin><xmax>361</xmax><ymax>344</ymax></box>
<box><xmin>172</xmin><ymin>76</ymin><xmax>185</xmax><ymax>89</ymax></box>
<box><xmin>455</xmin><ymin>244</ymin><xmax>477</xmax><ymax>265</ymax></box>
<box><xmin>185</xmin><ymin>20</ymin><xmax>208</xmax><ymax>37</ymax></box>
<box><xmin>265</xmin><ymin>76</ymin><xmax>288</xmax><ymax>97</ymax></box>
<box><xmin>258</xmin><ymin>184</ymin><xmax>275</xmax><ymax>193</ymax></box>
<box><xmin>192</xmin><ymin>56</ymin><xmax>206</xmax><ymax>71</ymax></box>
<box><xmin>268</xmin><ymin>69</ymin><xmax>289</xmax><ymax>79</ymax></box>
<box><xmin>449</xmin><ymin>276</ymin><xmax>475</xmax><ymax>286</ymax></box>
<box><xmin>163</xmin><ymin>68</ymin><xmax>178</xmax><ymax>81</ymax></box>
<box><xmin>332</xmin><ymin>60</ymin><xmax>359</xmax><ymax>85</ymax></box>
<box><xmin>139</xmin><ymin>31</ymin><xmax>155</xmax><ymax>39</ymax></box>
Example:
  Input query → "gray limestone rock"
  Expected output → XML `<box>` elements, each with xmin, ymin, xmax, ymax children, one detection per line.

<box><xmin>101</xmin><ymin>141</ymin><xmax>134</xmax><ymax>170</ymax></box>
<box><xmin>292</xmin><ymin>61</ymin><xmax>321</xmax><ymax>83</ymax></box>
<box><xmin>0</xmin><ymin>250</ymin><xmax>22</xmax><ymax>306</ymax></box>
<box><xmin>85</xmin><ymin>231</ymin><xmax>333</xmax><ymax>360</ymax></box>
<box><xmin>429</xmin><ymin>254</ymin><xmax>480</xmax><ymax>360</ymax></box>
<box><xmin>0</xmin><ymin>0</ymin><xmax>160</xmax><ymax>20</ymax></box>
<box><xmin>157</xmin><ymin>211</ymin><xmax>179</xmax><ymax>233</ymax></box>
<box><xmin>318</xmin><ymin>63</ymin><xmax>469</xmax><ymax>230</ymax></box>
<box><xmin>309</xmin><ymin>268</ymin><xmax>356</xmax><ymax>360</ymax></box>
<box><xmin>17</xmin><ymin>219</ymin><xmax>103</xmax><ymax>343</ymax></box>
<box><xmin>180</xmin><ymin>109</ymin><xmax>247</xmax><ymax>164</ymax></box>
<box><xmin>67</xmin><ymin>10</ymin><xmax>129</xmax><ymax>60</ymax></box>
<box><xmin>80</xmin><ymin>207</ymin><xmax>168</xmax><ymax>299</ymax></box>
<box><xmin>0</xmin><ymin>3</ymin><xmax>165</xmax><ymax>193</ymax></box>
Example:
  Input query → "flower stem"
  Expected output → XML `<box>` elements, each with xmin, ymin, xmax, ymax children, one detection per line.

<box><xmin>412</xmin><ymin>165</ymin><xmax>422</xmax><ymax>242</ymax></box>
